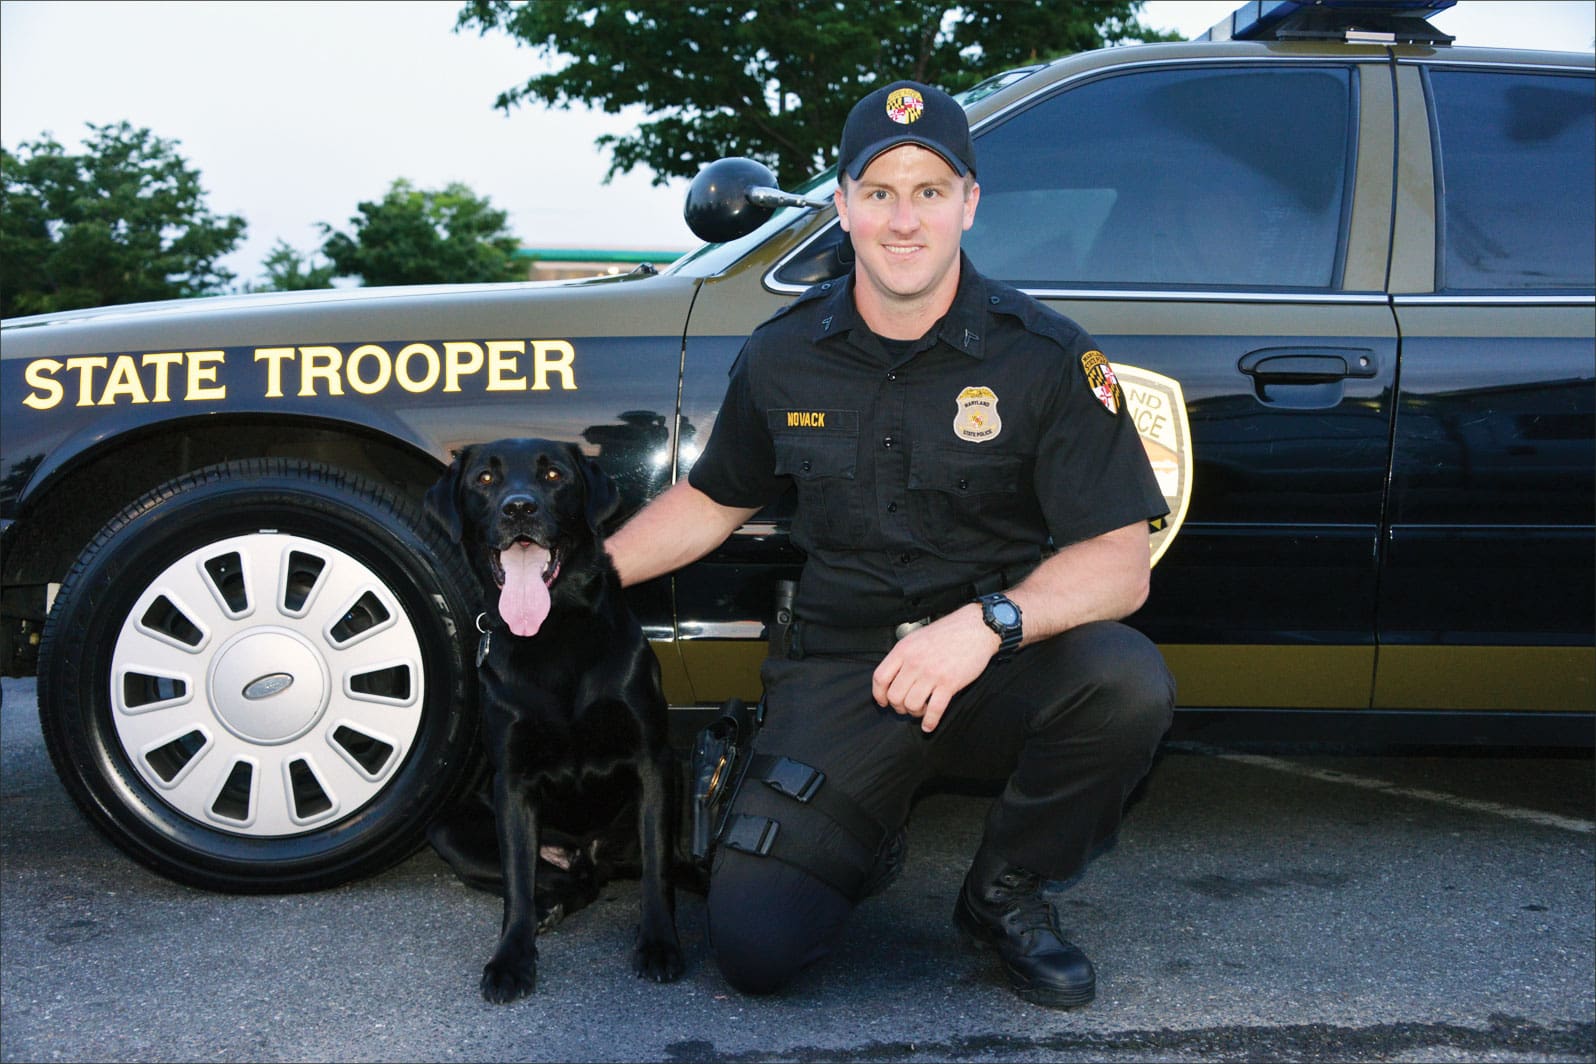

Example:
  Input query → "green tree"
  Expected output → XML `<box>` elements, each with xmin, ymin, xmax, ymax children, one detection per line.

<box><xmin>251</xmin><ymin>239</ymin><xmax>337</xmax><ymax>292</ymax></box>
<box><xmin>1</xmin><ymin>121</ymin><xmax>246</xmax><ymax>316</ymax></box>
<box><xmin>319</xmin><ymin>179</ymin><xmax>523</xmax><ymax>287</ymax></box>
<box><xmin>456</xmin><ymin>1</ymin><xmax>1181</xmax><ymax>187</ymax></box>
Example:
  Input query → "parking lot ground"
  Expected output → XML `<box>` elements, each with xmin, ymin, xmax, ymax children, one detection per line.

<box><xmin>3</xmin><ymin>677</ymin><xmax>1592</xmax><ymax>1063</ymax></box>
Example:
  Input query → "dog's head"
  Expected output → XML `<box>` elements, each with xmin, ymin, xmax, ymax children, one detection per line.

<box><xmin>425</xmin><ymin>438</ymin><xmax>620</xmax><ymax>637</ymax></box>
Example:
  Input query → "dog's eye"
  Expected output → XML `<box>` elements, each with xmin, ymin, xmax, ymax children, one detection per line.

<box><xmin>541</xmin><ymin>467</ymin><xmax>563</xmax><ymax>483</ymax></box>
<box><xmin>476</xmin><ymin>470</ymin><xmax>495</xmax><ymax>485</ymax></box>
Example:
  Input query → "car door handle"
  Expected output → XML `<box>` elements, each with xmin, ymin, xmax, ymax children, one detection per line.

<box><xmin>1239</xmin><ymin>348</ymin><xmax>1379</xmax><ymax>381</ymax></box>
<box><xmin>1238</xmin><ymin>348</ymin><xmax>1379</xmax><ymax>409</ymax></box>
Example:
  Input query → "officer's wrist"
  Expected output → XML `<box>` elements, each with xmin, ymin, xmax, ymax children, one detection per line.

<box><xmin>975</xmin><ymin>592</ymin><xmax>1024</xmax><ymax>663</ymax></box>
<box><xmin>964</xmin><ymin>603</ymin><xmax>1002</xmax><ymax>656</ymax></box>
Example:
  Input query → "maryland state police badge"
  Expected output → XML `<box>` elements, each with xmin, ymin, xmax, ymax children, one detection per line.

<box><xmin>1081</xmin><ymin>350</ymin><xmax>1122</xmax><ymax>415</ymax></box>
<box><xmin>953</xmin><ymin>385</ymin><xmax>1001</xmax><ymax>442</ymax></box>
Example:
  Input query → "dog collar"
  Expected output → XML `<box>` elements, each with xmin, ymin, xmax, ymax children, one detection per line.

<box><xmin>475</xmin><ymin>612</ymin><xmax>496</xmax><ymax>666</ymax></box>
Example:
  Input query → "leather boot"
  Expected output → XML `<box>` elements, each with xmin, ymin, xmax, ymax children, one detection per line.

<box><xmin>953</xmin><ymin>844</ymin><xmax>1096</xmax><ymax>1008</ymax></box>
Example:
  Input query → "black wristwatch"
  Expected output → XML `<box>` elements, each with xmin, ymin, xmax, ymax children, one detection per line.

<box><xmin>976</xmin><ymin>592</ymin><xmax>1023</xmax><ymax>664</ymax></box>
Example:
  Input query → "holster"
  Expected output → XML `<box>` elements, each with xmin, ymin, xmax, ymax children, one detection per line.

<box><xmin>689</xmin><ymin>695</ymin><xmax>764</xmax><ymax>864</ymax></box>
<box><xmin>687</xmin><ymin>579</ymin><xmax>798</xmax><ymax>865</ymax></box>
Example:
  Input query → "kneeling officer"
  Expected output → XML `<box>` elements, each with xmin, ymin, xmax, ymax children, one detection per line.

<box><xmin>608</xmin><ymin>79</ymin><xmax>1174</xmax><ymax>1008</ymax></box>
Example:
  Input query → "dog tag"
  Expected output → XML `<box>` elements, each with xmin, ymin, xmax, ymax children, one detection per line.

<box><xmin>476</xmin><ymin>630</ymin><xmax>492</xmax><ymax>667</ymax></box>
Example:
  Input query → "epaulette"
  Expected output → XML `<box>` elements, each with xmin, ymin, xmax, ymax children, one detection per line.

<box><xmin>980</xmin><ymin>276</ymin><xmax>1087</xmax><ymax>355</ymax></box>
<box><xmin>755</xmin><ymin>278</ymin><xmax>835</xmax><ymax>330</ymax></box>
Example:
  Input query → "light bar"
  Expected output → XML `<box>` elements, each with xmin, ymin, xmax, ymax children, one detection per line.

<box><xmin>1199</xmin><ymin>0</ymin><xmax>1457</xmax><ymax>44</ymax></box>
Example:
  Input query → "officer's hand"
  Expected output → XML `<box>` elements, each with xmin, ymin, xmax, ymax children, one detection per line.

<box><xmin>871</xmin><ymin>605</ymin><xmax>1000</xmax><ymax>733</ymax></box>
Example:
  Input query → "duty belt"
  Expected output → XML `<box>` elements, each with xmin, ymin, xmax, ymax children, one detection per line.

<box><xmin>784</xmin><ymin>563</ymin><xmax>1035</xmax><ymax>659</ymax></box>
<box><xmin>786</xmin><ymin>617</ymin><xmax>922</xmax><ymax>658</ymax></box>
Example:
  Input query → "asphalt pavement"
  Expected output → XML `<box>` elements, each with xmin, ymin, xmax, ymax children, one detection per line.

<box><xmin>3</xmin><ymin>676</ymin><xmax>1592</xmax><ymax>1063</ymax></box>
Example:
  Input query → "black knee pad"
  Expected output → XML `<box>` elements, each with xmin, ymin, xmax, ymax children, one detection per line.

<box><xmin>717</xmin><ymin>754</ymin><xmax>891</xmax><ymax>901</ymax></box>
<box><xmin>708</xmin><ymin>848</ymin><xmax>852</xmax><ymax>994</ymax></box>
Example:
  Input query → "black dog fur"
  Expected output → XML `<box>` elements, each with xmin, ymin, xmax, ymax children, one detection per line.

<box><xmin>425</xmin><ymin>438</ymin><xmax>683</xmax><ymax>1003</ymax></box>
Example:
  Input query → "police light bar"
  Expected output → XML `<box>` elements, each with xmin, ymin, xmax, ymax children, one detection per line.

<box><xmin>1199</xmin><ymin>1</ymin><xmax>1457</xmax><ymax>44</ymax></box>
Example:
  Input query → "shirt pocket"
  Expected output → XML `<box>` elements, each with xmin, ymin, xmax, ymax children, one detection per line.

<box><xmin>773</xmin><ymin>435</ymin><xmax>865</xmax><ymax>549</ymax></box>
<box><xmin>908</xmin><ymin>448</ymin><xmax>1029</xmax><ymax>554</ymax></box>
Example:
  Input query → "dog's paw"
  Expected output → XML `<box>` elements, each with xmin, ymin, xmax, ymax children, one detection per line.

<box><xmin>481</xmin><ymin>950</ymin><xmax>538</xmax><ymax>1004</ymax></box>
<box><xmin>632</xmin><ymin>935</ymin><xmax>686</xmax><ymax>983</ymax></box>
<box><xmin>535</xmin><ymin>900</ymin><xmax>566</xmax><ymax>933</ymax></box>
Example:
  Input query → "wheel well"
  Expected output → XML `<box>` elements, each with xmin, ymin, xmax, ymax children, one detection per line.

<box><xmin>3</xmin><ymin>418</ymin><xmax>442</xmax><ymax>646</ymax></box>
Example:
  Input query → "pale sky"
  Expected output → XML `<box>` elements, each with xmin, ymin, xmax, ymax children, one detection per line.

<box><xmin>2</xmin><ymin>1</ymin><xmax>1591</xmax><ymax>290</ymax></box>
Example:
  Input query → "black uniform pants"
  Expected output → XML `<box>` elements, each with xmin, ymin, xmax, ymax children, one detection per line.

<box><xmin>706</xmin><ymin>619</ymin><xmax>1175</xmax><ymax>995</ymax></box>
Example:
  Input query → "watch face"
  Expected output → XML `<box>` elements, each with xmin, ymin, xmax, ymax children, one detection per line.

<box><xmin>992</xmin><ymin>602</ymin><xmax>1020</xmax><ymax>626</ymax></box>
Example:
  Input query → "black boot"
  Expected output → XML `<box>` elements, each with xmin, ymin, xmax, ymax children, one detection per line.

<box><xmin>953</xmin><ymin>845</ymin><xmax>1096</xmax><ymax>1008</ymax></box>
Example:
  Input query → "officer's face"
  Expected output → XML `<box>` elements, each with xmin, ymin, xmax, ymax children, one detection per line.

<box><xmin>835</xmin><ymin>144</ymin><xmax>979</xmax><ymax>337</ymax></box>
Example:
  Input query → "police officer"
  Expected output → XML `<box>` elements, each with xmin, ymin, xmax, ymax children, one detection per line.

<box><xmin>608</xmin><ymin>80</ymin><xmax>1174</xmax><ymax>1008</ymax></box>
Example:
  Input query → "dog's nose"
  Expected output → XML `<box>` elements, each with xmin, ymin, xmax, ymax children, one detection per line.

<box><xmin>501</xmin><ymin>493</ymin><xmax>539</xmax><ymax>519</ymax></box>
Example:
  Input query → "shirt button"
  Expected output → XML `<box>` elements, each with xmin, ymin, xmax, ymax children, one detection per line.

<box><xmin>886</xmin><ymin>371</ymin><xmax>898</xmax><ymax>382</ymax></box>
<box><xmin>883</xmin><ymin>436</ymin><xmax>895</xmax><ymax>449</ymax></box>
<box><xmin>958</xmin><ymin>477</ymin><xmax>969</xmax><ymax>491</ymax></box>
<box><xmin>887</xmin><ymin>501</ymin><xmax>898</xmax><ymax>513</ymax></box>
<box><xmin>898</xmin><ymin>552</ymin><xmax>913</xmax><ymax>565</ymax></box>
<box><xmin>801</xmin><ymin>460</ymin><xmax>812</xmax><ymax>472</ymax></box>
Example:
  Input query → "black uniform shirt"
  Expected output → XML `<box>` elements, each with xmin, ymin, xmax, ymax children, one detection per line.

<box><xmin>689</xmin><ymin>253</ymin><xmax>1168</xmax><ymax>629</ymax></box>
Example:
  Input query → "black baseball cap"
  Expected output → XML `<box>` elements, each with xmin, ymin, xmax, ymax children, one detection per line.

<box><xmin>839</xmin><ymin>80</ymin><xmax>976</xmax><ymax>181</ymax></box>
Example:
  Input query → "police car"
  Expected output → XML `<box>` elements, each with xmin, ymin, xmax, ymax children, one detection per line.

<box><xmin>1</xmin><ymin>0</ymin><xmax>1591</xmax><ymax>891</ymax></box>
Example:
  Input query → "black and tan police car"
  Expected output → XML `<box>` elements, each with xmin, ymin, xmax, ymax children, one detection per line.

<box><xmin>2</xmin><ymin>0</ymin><xmax>1591</xmax><ymax>891</ymax></box>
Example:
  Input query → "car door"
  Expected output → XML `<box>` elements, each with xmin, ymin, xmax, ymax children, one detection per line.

<box><xmin>1378</xmin><ymin>59</ymin><xmax>1595</xmax><ymax>714</ymax></box>
<box><xmin>949</xmin><ymin>57</ymin><xmax>1402</xmax><ymax>710</ymax></box>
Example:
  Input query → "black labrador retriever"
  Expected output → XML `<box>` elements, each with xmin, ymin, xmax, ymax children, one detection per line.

<box><xmin>425</xmin><ymin>438</ymin><xmax>683</xmax><ymax>1003</ymax></box>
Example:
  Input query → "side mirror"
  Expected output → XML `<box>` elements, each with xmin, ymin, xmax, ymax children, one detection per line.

<box><xmin>683</xmin><ymin>157</ymin><xmax>830</xmax><ymax>243</ymax></box>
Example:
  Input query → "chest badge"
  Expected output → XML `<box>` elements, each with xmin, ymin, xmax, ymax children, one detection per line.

<box><xmin>1082</xmin><ymin>350</ymin><xmax>1123</xmax><ymax>416</ymax></box>
<box><xmin>953</xmin><ymin>386</ymin><xmax>1002</xmax><ymax>443</ymax></box>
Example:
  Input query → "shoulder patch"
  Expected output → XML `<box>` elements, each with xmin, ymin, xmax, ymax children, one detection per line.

<box><xmin>1081</xmin><ymin>350</ymin><xmax>1123</xmax><ymax>416</ymax></box>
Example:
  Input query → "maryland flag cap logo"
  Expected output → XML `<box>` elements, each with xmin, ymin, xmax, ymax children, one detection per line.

<box><xmin>886</xmin><ymin>87</ymin><xmax>925</xmax><ymax>125</ymax></box>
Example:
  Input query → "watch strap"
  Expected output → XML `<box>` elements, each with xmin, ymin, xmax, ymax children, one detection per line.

<box><xmin>976</xmin><ymin>592</ymin><xmax>1023</xmax><ymax>663</ymax></box>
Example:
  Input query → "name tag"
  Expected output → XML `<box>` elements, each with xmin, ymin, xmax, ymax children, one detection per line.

<box><xmin>768</xmin><ymin>409</ymin><xmax>859</xmax><ymax>433</ymax></box>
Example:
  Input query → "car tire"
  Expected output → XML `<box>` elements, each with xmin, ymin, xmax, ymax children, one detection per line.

<box><xmin>36</xmin><ymin>459</ymin><xmax>479</xmax><ymax>893</ymax></box>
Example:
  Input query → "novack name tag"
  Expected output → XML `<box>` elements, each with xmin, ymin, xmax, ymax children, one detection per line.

<box><xmin>767</xmin><ymin>409</ymin><xmax>860</xmax><ymax>433</ymax></box>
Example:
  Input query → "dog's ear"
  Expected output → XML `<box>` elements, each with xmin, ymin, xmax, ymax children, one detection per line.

<box><xmin>425</xmin><ymin>446</ymin><xmax>470</xmax><ymax>543</ymax></box>
<box><xmin>570</xmin><ymin>444</ymin><xmax>621</xmax><ymax>534</ymax></box>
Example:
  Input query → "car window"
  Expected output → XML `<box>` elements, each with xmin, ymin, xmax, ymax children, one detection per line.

<box><xmin>1428</xmin><ymin>69</ymin><xmax>1595</xmax><ymax>291</ymax></box>
<box><xmin>963</xmin><ymin>65</ymin><xmax>1355</xmax><ymax>290</ymax></box>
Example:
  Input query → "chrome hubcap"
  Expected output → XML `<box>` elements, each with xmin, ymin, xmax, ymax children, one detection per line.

<box><xmin>110</xmin><ymin>532</ymin><xmax>426</xmax><ymax>836</ymax></box>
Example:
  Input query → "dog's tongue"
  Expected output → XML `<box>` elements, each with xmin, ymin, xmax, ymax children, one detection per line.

<box><xmin>499</xmin><ymin>543</ymin><xmax>552</xmax><ymax>637</ymax></box>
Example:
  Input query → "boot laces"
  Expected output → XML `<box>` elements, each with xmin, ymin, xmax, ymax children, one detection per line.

<box><xmin>993</xmin><ymin>869</ymin><xmax>1057</xmax><ymax>935</ymax></box>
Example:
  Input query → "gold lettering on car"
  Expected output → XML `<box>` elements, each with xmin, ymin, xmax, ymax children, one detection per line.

<box><xmin>346</xmin><ymin>344</ymin><xmax>392</xmax><ymax>395</ymax></box>
<box><xmin>18</xmin><ymin>339</ymin><xmax>581</xmax><ymax>410</ymax></box>
<box><xmin>22</xmin><ymin>351</ymin><xmax>230</xmax><ymax>410</ymax></box>
<box><xmin>484</xmin><ymin>340</ymin><xmax>526</xmax><ymax>392</ymax></box>
<box><xmin>530</xmin><ymin>340</ymin><xmax>576</xmax><ymax>391</ymax></box>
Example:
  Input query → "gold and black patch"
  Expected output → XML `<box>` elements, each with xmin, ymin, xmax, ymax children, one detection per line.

<box><xmin>767</xmin><ymin>409</ymin><xmax>860</xmax><ymax>433</ymax></box>
<box><xmin>1081</xmin><ymin>350</ymin><xmax>1123</xmax><ymax>416</ymax></box>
